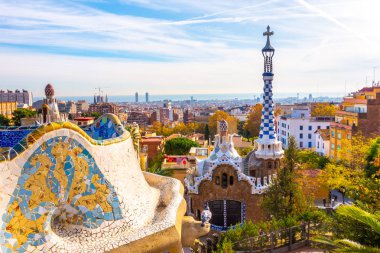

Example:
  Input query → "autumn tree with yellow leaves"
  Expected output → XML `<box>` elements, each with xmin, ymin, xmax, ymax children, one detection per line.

<box><xmin>208</xmin><ymin>110</ymin><xmax>238</xmax><ymax>137</ymax></box>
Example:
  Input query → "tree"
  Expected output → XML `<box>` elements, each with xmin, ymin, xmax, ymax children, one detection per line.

<box><xmin>365</xmin><ymin>137</ymin><xmax>380</xmax><ymax>177</ymax></box>
<box><xmin>147</xmin><ymin>151</ymin><xmax>173</xmax><ymax>177</ymax></box>
<box><xmin>204</xmin><ymin>124</ymin><xmax>210</xmax><ymax>142</ymax></box>
<box><xmin>311</xmin><ymin>103</ymin><xmax>337</xmax><ymax>117</ymax></box>
<box><xmin>0</xmin><ymin>114</ymin><xmax>10</xmax><ymax>126</ymax></box>
<box><xmin>338</xmin><ymin>133</ymin><xmax>370</xmax><ymax>171</ymax></box>
<box><xmin>125</xmin><ymin>125</ymin><xmax>140</xmax><ymax>153</ymax></box>
<box><xmin>12</xmin><ymin>108</ymin><xmax>36</xmax><ymax>126</ymax></box>
<box><xmin>243</xmin><ymin>104</ymin><xmax>263</xmax><ymax>138</ymax></box>
<box><xmin>263</xmin><ymin>136</ymin><xmax>308</xmax><ymax>219</ymax></box>
<box><xmin>315</xmin><ymin>205</ymin><xmax>380</xmax><ymax>252</ymax></box>
<box><xmin>298</xmin><ymin>150</ymin><xmax>330</xmax><ymax>169</ymax></box>
<box><xmin>91</xmin><ymin>112</ymin><xmax>101</xmax><ymax>119</ymax></box>
<box><xmin>318</xmin><ymin>134</ymin><xmax>380</xmax><ymax>209</ymax></box>
<box><xmin>164</xmin><ymin>137</ymin><xmax>200</xmax><ymax>155</ymax></box>
<box><xmin>208</xmin><ymin>110</ymin><xmax>238</xmax><ymax>137</ymax></box>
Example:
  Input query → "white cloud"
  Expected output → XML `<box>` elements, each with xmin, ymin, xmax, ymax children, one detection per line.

<box><xmin>0</xmin><ymin>0</ymin><xmax>380</xmax><ymax>96</ymax></box>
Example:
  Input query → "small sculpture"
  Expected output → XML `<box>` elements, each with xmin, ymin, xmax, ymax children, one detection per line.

<box><xmin>201</xmin><ymin>204</ymin><xmax>212</xmax><ymax>227</ymax></box>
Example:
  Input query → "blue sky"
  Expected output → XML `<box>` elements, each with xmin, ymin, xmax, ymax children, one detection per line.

<box><xmin>0</xmin><ymin>0</ymin><xmax>379</xmax><ymax>97</ymax></box>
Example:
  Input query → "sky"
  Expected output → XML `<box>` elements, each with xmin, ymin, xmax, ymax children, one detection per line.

<box><xmin>0</xmin><ymin>0</ymin><xmax>379</xmax><ymax>97</ymax></box>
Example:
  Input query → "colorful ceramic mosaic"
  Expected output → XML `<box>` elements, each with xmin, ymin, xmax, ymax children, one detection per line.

<box><xmin>0</xmin><ymin>136</ymin><xmax>122</xmax><ymax>252</ymax></box>
<box><xmin>0</xmin><ymin>114</ymin><xmax>128</xmax><ymax>163</ymax></box>
<box><xmin>0</xmin><ymin>126</ymin><xmax>38</xmax><ymax>148</ymax></box>
<box><xmin>0</xmin><ymin>113</ymin><xmax>197</xmax><ymax>253</ymax></box>
<box><xmin>84</xmin><ymin>115</ymin><xmax>123</xmax><ymax>140</ymax></box>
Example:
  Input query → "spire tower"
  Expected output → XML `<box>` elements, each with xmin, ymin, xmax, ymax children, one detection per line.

<box><xmin>255</xmin><ymin>26</ymin><xmax>284</xmax><ymax>159</ymax></box>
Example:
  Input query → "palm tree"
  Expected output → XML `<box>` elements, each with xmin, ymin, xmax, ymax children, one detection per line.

<box><xmin>147</xmin><ymin>165</ymin><xmax>173</xmax><ymax>177</ymax></box>
<box><xmin>125</xmin><ymin>125</ymin><xmax>140</xmax><ymax>153</ymax></box>
<box><xmin>314</xmin><ymin>205</ymin><xmax>380</xmax><ymax>252</ymax></box>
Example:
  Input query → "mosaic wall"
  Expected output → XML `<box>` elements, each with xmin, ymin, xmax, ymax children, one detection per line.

<box><xmin>0</xmin><ymin>136</ymin><xmax>122</xmax><ymax>253</ymax></box>
<box><xmin>84</xmin><ymin>116</ymin><xmax>123</xmax><ymax>140</ymax></box>
<box><xmin>0</xmin><ymin>127</ymin><xmax>36</xmax><ymax>148</ymax></box>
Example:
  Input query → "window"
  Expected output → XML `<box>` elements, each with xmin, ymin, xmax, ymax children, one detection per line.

<box><xmin>337</xmin><ymin>133</ymin><xmax>341</xmax><ymax>140</ymax></box>
<box><xmin>331</xmin><ymin>131</ymin><xmax>335</xmax><ymax>138</ymax></box>
<box><xmin>347</xmin><ymin>134</ymin><xmax>351</xmax><ymax>139</ymax></box>
<box><xmin>215</xmin><ymin>176</ymin><xmax>220</xmax><ymax>185</ymax></box>
<box><xmin>229</xmin><ymin>176</ymin><xmax>234</xmax><ymax>186</ymax></box>
<box><xmin>317</xmin><ymin>142</ymin><xmax>320</xmax><ymax>148</ymax></box>
<box><xmin>300</xmin><ymin>133</ymin><xmax>303</xmax><ymax>139</ymax></box>
<box><xmin>268</xmin><ymin>162</ymin><xmax>272</xmax><ymax>169</ymax></box>
<box><xmin>300</xmin><ymin>125</ymin><xmax>303</xmax><ymax>130</ymax></box>
<box><xmin>308</xmin><ymin>126</ymin><xmax>312</xmax><ymax>131</ymax></box>
<box><xmin>308</xmin><ymin>134</ymin><xmax>312</xmax><ymax>139</ymax></box>
<box><xmin>337</xmin><ymin>145</ymin><xmax>341</xmax><ymax>150</ymax></box>
<box><xmin>308</xmin><ymin>142</ymin><xmax>312</xmax><ymax>148</ymax></box>
<box><xmin>327</xmin><ymin>126</ymin><xmax>330</xmax><ymax>129</ymax></box>
<box><xmin>190</xmin><ymin>197</ymin><xmax>194</xmax><ymax>214</ymax></box>
<box><xmin>317</xmin><ymin>126</ymin><xmax>321</xmax><ymax>129</ymax></box>
<box><xmin>300</xmin><ymin>142</ymin><xmax>303</xmax><ymax>148</ymax></box>
<box><xmin>331</xmin><ymin>144</ymin><xmax>335</xmax><ymax>150</ymax></box>
<box><xmin>222</xmin><ymin>173</ymin><xmax>228</xmax><ymax>188</ymax></box>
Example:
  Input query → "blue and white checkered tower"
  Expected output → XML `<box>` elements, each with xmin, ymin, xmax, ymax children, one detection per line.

<box><xmin>255</xmin><ymin>26</ymin><xmax>284</xmax><ymax>159</ymax></box>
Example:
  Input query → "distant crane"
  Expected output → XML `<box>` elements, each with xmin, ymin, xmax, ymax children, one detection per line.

<box><xmin>94</xmin><ymin>86</ymin><xmax>110</xmax><ymax>103</ymax></box>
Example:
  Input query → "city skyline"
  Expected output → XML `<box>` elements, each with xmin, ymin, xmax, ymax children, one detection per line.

<box><xmin>0</xmin><ymin>0</ymin><xmax>379</xmax><ymax>96</ymax></box>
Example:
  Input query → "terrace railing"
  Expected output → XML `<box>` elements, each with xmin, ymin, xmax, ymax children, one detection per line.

<box><xmin>232</xmin><ymin>222</ymin><xmax>313</xmax><ymax>253</ymax></box>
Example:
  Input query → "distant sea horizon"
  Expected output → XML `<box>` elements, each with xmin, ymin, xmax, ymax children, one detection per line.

<box><xmin>33</xmin><ymin>92</ymin><xmax>345</xmax><ymax>103</ymax></box>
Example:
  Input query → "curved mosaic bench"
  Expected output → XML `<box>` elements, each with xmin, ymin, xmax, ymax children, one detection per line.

<box><xmin>0</xmin><ymin>114</ymin><xmax>202</xmax><ymax>253</ymax></box>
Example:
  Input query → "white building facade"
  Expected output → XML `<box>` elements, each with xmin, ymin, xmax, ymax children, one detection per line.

<box><xmin>315</xmin><ymin>129</ymin><xmax>330</xmax><ymax>156</ymax></box>
<box><xmin>276</xmin><ymin>108</ymin><xmax>333</xmax><ymax>149</ymax></box>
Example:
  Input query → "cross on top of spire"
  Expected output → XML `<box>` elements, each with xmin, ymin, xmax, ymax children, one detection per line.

<box><xmin>263</xmin><ymin>25</ymin><xmax>273</xmax><ymax>39</ymax></box>
<box><xmin>262</xmin><ymin>25</ymin><xmax>274</xmax><ymax>53</ymax></box>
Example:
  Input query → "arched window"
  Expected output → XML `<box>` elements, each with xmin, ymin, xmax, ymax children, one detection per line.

<box><xmin>268</xmin><ymin>161</ymin><xmax>272</xmax><ymax>169</ymax></box>
<box><xmin>222</xmin><ymin>173</ymin><xmax>228</xmax><ymax>188</ymax></box>
<box><xmin>215</xmin><ymin>176</ymin><xmax>220</xmax><ymax>185</ymax></box>
<box><xmin>229</xmin><ymin>176</ymin><xmax>234</xmax><ymax>186</ymax></box>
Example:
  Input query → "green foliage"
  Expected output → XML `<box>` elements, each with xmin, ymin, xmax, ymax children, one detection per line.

<box><xmin>164</xmin><ymin>137</ymin><xmax>200</xmax><ymax>155</ymax></box>
<box><xmin>243</xmin><ymin>104</ymin><xmax>263</xmax><ymax>138</ymax></box>
<box><xmin>337</xmin><ymin>205</ymin><xmax>380</xmax><ymax>234</ymax></box>
<box><xmin>147</xmin><ymin>166</ymin><xmax>173</xmax><ymax>177</ymax></box>
<box><xmin>11</xmin><ymin>108</ymin><xmax>36</xmax><ymax>126</ymax></box>
<box><xmin>298</xmin><ymin>150</ymin><xmax>330</xmax><ymax>169</ymax></box>
<box><xmin>315</xmin><ymin>205</ymin><xmax>380</xmax><ymax>251</ymax></box>
<box><xmin>365</xmin><ymin>138</ymin><xmax>380</xmax><ymax>177</ymax></box>
<box><xmin>319</xmin><ymin>134</ymin><xmax>380</xmax><ymax>209</ymax></box>
<box><xmin>0</xmin><ymin>114</ymin><xmax>10</xmax><ymax>126</ymax></box>
<box><xmin>263</xmin><ymin>136</ymin><xmax>309</xmax><ymax>219</ymax></box>
<box><xmin>91</xmin><ymin>112</ymin><xmax>101</xmax><ymax>119</ymax></box>
<box><xmin>204</xmin><ymin>124</ymin><xmax>210</xmax><ymax>141</ymax></box>
<box><xmin>218</xmin><ymin>210</ymin><xmax>325</xmax><ymax>251</ymax></box>
<box><xmin>125</xmin><ymin>125</ymin><xmax>140</xmax><ymax>152</ymax></box>
<box><xmin>215</xmin><ymin>239</ymin><xmax>234</xmax><ymax>253</ymax></box>
<box><xmin>236</xmin><ymin>146</ymin><xmax>254</xmax><ymax>157</ymax></box>
<box><xmin>147</xmin><ymin>151</ymin><xmax>173</xmax><ymax>177</ymax></box>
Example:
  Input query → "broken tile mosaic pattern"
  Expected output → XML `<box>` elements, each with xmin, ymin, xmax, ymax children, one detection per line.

<box><xmin>0</xmin><ymin>136</ymin><xmax>122</xmax><ymax>253</ymax></box>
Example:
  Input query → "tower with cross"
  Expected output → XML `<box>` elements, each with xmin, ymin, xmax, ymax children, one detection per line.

<box><xmin>254</xmin><ymin>26</ymin><xmax>284</xmax><ymax>160</ymax></box>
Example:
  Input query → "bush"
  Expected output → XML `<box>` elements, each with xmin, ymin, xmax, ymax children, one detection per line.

<box><xmin>164</xmin><ymin>137</ymin><xmax>200</xmax><ymax>155</ymax></box>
